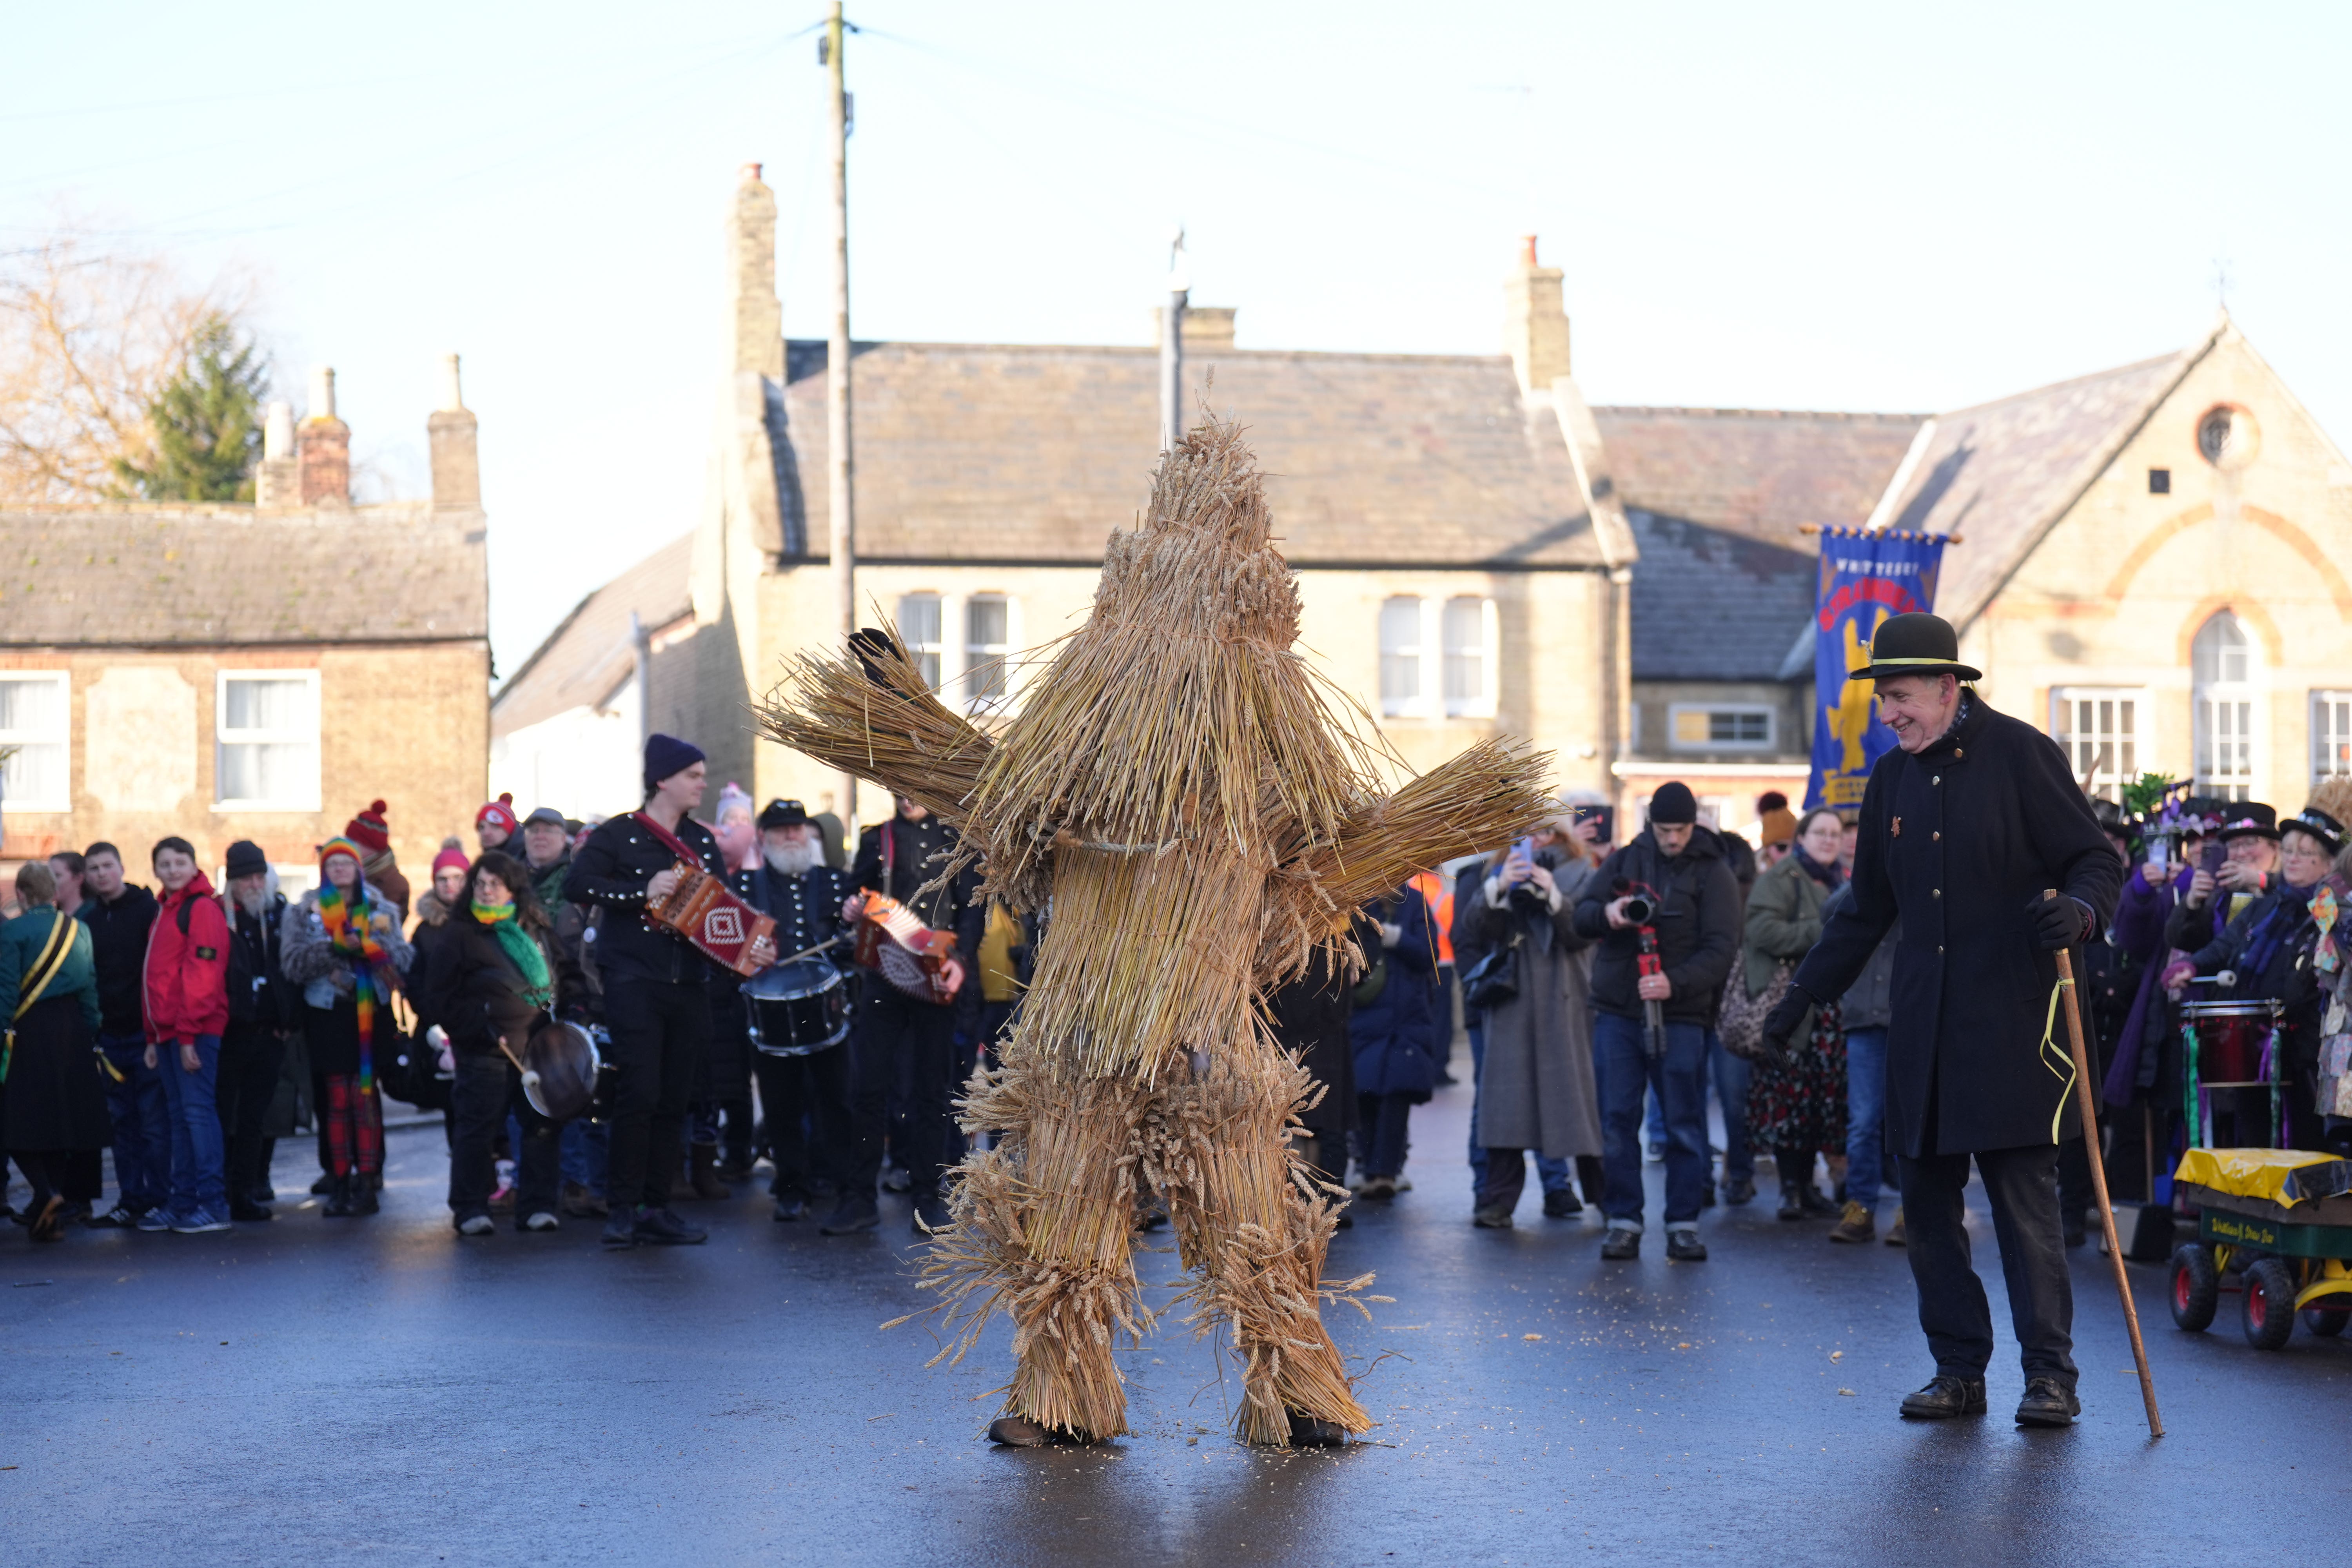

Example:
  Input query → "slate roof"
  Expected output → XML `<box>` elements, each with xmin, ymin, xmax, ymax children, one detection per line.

<box><xmin>1594</xmin><ymin>407</ymin><xmax>1927</xmax><ymax>549</ymax></box>
<box><xmin>0</xmin><ymin>502</ymin><xmax>486</xmax><ymax>646</ymax></box>
<box><xmin>1626</xmin><ymin>512</ymin><xmax>1818</xmax><ymax>682</ymax></box>
<box><xmin>779</xmin><ymin>341</ymin><xmax>1605</xmax><ymax>569</ymax></box>
<box><xmin>1876</xmin><ymin>334</ymin><xmax>2217</xmax><ymax>628</ymax></box>
<box><xmin>490</xmin><ymin>532</ymin><xmax>693</xmax><ymax>736</ymax></box>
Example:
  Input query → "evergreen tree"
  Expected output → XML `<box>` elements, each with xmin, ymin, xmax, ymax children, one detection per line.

<box><xmin>113</xmin><ymin>316</ymin><xmax>269</xmax><ymax>501</ymax></box>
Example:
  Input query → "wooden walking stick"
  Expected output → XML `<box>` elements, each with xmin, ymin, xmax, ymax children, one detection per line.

<box><xmin>2045</xmin><ymin>889</ymin><xmax>2164</xmax><ymax>1437</ymax></box>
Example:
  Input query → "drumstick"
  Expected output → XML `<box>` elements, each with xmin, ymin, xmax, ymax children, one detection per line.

<box><xmin>770</xmin><ymin>933</ymin><xmax>848</xmax><ymax>966</ymax></box>
<box><xmin>2045</xmin><ymin>889</ymin><xmax>2164</xmax><ymax>1437</ymax></box>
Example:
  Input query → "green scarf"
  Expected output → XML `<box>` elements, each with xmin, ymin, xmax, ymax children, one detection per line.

<box><xmin>473</xmin><ymin>901</ymin><xmax>553</xmax><ymax>1013</ymax></box>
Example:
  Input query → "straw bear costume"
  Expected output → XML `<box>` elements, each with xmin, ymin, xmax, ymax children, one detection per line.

<box><xmin>760</xmin><ymin>418</ymin><xmax>1547</xmax><ymax>1445</ymax></box>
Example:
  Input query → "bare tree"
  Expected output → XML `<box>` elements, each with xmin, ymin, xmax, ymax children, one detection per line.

<box><xmin>0</xmin><ymin>225</ymin><xmax>258</xmax><ymax>504</ymax></box>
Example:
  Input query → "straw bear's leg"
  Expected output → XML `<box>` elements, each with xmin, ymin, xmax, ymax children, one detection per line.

<box><xmin>956</xmin><ymin>1071</ymin><xmax>1151</xmax><ymax>1441</ymax></box>
<box><xmin>1158</xmin><ymin>1048</ymin><xmax>1371</xmax><ymax>1447</ymax></box>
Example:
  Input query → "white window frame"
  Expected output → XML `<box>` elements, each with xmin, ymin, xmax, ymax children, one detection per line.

<box><xmin>960</xmin><ymin>592</ymin><xmax>1018</xmax><ymax>715</ymax></box>
<box><xmin>214</xmin><ymin>669</ymin><xmax>322</xmax><ymax>812</ymax></box>
<box><xmin>2050</xmin><ymin>686</ymin><xmax>2148</xmax><ymax>804</ymax></box>
<box><xmin>2313</xmin><ymin>691</ymin><xmax>2352</xmax><ymax>787</ymax></box>
<box><xmin>2192</xmin><ymin>612</ymin><xmax>2259</xmax><ymax>802</ymax></box>
<box><xmin>1666</xmin><ymin>702</ymin><xmax>1775</xmax><ymax>753</ymax></box>
<box><xmin>896</xmin><ymin>593</ymin><xmax>944</xmax><ymax>690</ymax></box>
<box><xmin>1440</xmin><ymin>596</ymin><xmax>1499</xmax><ymax>719</ymax></box>
<box><xmin>0</xmin><ymin>671</ymin><xmax>71</xmax><ymax>813</ymax></box>
<box><xmin>1379</xmin><ymin>596</ymin><xmax>1427</xmax><ymax>718</ymax></box>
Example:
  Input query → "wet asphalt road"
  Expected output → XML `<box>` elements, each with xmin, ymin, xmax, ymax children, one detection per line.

<box><xmin>4</xmin><ymin>1069</ymin><xmax>2348</xmax><ymax>1567</ymax></box>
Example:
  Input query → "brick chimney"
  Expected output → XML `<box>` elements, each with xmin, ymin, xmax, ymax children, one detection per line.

<box><xmin>731</xmin><ymin>163</ymin><xmax>783</xmax><ymax>379</ymax></box>
<box><xmin>297</xmin><ymin>365</ymin><xmax>350</xmax><ymax>506</ymax></box>
<box><xmin>1504</xmin><ymin>236</ymin><xmax>1570</xmax><ymax>397</ymax></box>
<box><xmin>254</xmin><ymin>399</ymin><xmax>297</xmax><ymax>505</ymax></box>
<box><xmin>427</xmin><ymin>353</ymin><xmax>481</xmax><ymax>510</ymax></box>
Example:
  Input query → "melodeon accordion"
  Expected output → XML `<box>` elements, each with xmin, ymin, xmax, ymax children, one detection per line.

<box><xmin>645</xmin><ymin>862</ymin><xmax>776</xmax><ymax>978</ymax></box>
<box><xmin>851</xmin><ymin>888</ymin><xmax>958</xmax><ymax>1004</ymax></box>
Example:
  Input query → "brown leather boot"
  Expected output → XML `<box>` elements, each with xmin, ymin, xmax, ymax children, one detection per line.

<box><xmin>689</xmin><ymin>1143</ymin><xmax>730</xmax><ymax>1200</ymax></box>
<box><xmin>1828</xmin><ymin>1200</ymin><xmax>1876</xmax><ymax>1244</ymax></box>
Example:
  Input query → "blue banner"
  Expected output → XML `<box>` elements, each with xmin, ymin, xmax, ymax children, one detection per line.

<box><xmin>1806</xmin><ymin>528</ymin><xmax>1950</xmax><ymax>810</ymax></box>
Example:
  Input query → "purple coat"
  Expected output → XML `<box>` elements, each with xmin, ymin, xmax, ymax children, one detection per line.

<box><xmin>2100</xmin><ymin>865</ymin><xmax>2190</xmax><ymax>1107</ymax></box>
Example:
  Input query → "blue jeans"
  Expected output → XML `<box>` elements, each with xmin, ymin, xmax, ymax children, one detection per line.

<box><xmin>99</xmin><ymin>1034</ymin><xmax>170</xmax><ymax>1213</ymax></box>
<box><xmin>561</xmin><ymin>1116</ymin><xmax>608</xmax><ymax>1190</ymax></box>
<box><xmin>156</xmin><ymin>1034</ymin><xmax>227</xmax><ymax>1215</ymax></box>
<box><xmin>1466</xmin><ymin>1017</ymin><xmax>1572</xmax><ymax>1192</ymax></box>
<box><xmin>1843</xmin><ymin>1025</ymin><xmax>1888</xmax><ymax>1210</ymax></box>
<box><xmin>1595</xmin><ymin>1011</ymin><xmax>1710</xmax><ymax>1229</ymax></box>
<box><xmin>1709</xmin><ymin>1033</ymin><xmax>1753</xmax><ymax>1185</ymax></box>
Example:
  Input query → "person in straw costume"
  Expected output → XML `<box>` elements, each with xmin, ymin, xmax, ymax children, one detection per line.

<box><xmin>757</xmin><ymin>415</ymin><xmax>1548</xmax><ymax>1448</ymax></box>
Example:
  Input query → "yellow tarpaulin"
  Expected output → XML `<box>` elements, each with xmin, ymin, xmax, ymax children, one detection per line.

<box><xmin>2175</xmin><ymin>1147</ymin><xmax>2352</xmax><ymax>1207</ymax></box>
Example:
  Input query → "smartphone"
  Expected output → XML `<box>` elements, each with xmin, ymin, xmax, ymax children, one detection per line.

<box><xmin>2201</xmin><ymin>841</ymin><xmax>2226</xmax><ymax>875</ymax></box>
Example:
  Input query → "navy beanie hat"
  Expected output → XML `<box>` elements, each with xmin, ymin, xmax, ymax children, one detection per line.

<box><xmin>1648</xmin><ymin>781</ymin><xmax>1699</xmax><ymax>825</ymax></box>
<box><xmin>643</xmin><ymin>733</ymin><xmax>706</xmax><ymax>790</ymax></box>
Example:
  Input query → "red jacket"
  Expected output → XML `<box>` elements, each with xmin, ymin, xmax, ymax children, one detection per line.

<box><xmin>145</xmin><ymin>871</ymin><xmax>231</xmax><ymax>1043</ymax></box>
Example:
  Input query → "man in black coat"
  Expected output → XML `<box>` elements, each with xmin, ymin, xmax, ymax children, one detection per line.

<box><xmin>735</xmin><ymin>799</ymin><xmax>858</xmax><ymax>1225</ymax></box>
<box><xmin>1573</xmin><ymin>781</ymin><xmax>1742</xmax><ymax>1263</ymax></box>
<box><xmin>77</xmin><ymin>842</ymin><xmax>167</xmax><ymax>1227</ymax></box>
<box><xmin>566</xmin><ymin>735</ymin><xmax>772</xmax><ymax>1250</ymax></box>
<box><xmin>842</xmin><ymin>795</ymin><xmax>981</xmax><ymax>1236</ymax></box>
<box><xmin>1764</xmin><ymin>614</ymin><xmax>2123</xmax><ymax>1428</ymax></box>
<box><xmin>218</xmin><ymin>840</ymin><xmax>294</xmax><ymax>1222</ymax></box>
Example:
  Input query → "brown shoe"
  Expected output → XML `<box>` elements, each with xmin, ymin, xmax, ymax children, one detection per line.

<box><xmin>1884</xmin><ymin>1206</ymin><xmax>1906</xmax><ymax>1247</ymax></box>
<box><xmin>1828</xmin><ymin>1200</ymin><xmax>1875</xmax><ymax>1244</ymax></box>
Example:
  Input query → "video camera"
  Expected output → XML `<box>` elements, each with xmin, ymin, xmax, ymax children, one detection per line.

<box><xmin>1612</xmin><ymin>877</ymin><xmax>1659</xmax><ymax>925</ymax></box>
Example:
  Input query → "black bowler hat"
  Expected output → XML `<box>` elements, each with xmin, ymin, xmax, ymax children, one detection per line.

<box><xmin>2283</xmin><ymin>806</ymin><xmax>2341</xmax><ymax>854</ymax></box>
<box><xmin>758</xmin><ymin>797</ymin><xmax>811</xmax><ymax>831</ymax></box>
<box><xmin>2218</xmin><ymin>802</ymin><xmax>2278</xmax><ymax>842</ymax></box>
<box><xmin>1847</xmin><ymin>612</ymin><xmax>1982</xmax><ymax>683</ymax></box>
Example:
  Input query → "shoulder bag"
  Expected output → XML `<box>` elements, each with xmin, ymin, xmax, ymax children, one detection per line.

<box><xmin>1718</xmin><ymin>959</ymin><xmax>1794</xmax><ymax>1062</ymax></box>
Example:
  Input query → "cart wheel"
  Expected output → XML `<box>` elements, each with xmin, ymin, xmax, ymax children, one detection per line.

<box><xmin>2170</xmin><ymin>1244</ymin><xmax>2218</xmax><ymax>1332</ymax></box>
<box><xmin>2240</xmin><ymin>1258</ymin><xmax>2296</xmax><ymax>1350</ymax></box>
<box><xmin>2301</xmin><ymin>1305</ymin><xmax>2351</xmax><ymax>1338</ymax></box>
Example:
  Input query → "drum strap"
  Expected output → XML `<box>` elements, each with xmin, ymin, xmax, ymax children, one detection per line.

<box><xmin>2</xmin><ymin>911</ymin><xmax>78</xmax><ymax>1086</ymax></box>
<box><xmin>2039</xmin><ymin>976</ymin><xmax>2075</xmax><ymax>1144</ymax></box>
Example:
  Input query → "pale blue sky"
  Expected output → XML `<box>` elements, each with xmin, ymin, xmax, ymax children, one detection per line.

<box><xmin>7</xmin><ymin>2</ymin><xmax>2345</xmax><ymax>670</ymax></box>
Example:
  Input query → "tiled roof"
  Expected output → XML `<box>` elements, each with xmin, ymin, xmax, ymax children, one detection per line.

<box><xmin>491</xmin><ymin>532</ymin><xmax>693</xmax><ymax>736</ymax></box>
<box><xmin>1593</xmin><ymin>407</ymin><xmax>1927</xmax><ymax>549</ymax></box>
<box><xmin>1627</xmin><ymin>511</ymin><xmax>1817</xmax><ymax>682</ymax></box>
<box><xmin>779</xmin><ymin>341</ymin><xmax>1605</xmax><ymax>568</ymax></box>
<box><xmin>0</xmin><ymin>502</ymin><xmax>485</xmax><ymax>646</ymax></box>
<box><xmin>1877</xmin><ymin>339</ymin><xmax>2213</xmax><ymax>628</ymax></box>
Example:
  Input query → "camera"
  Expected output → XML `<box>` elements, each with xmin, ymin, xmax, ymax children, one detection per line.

<box><xmin>1612</xmin><ymin>877</ymin><xmax>1657</xmax><ymax>925</ymax></box>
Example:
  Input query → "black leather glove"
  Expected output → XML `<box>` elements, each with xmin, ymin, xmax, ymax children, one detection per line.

<box><xmin>1757</xmin><ymin>985</ymin><xmax>1814</xmax><ymax>1066</ymax></box>
<box><xmin>2026</xmin><ymin>893</ymin><xmax>2087</xmax><ymax>951</ymax></box>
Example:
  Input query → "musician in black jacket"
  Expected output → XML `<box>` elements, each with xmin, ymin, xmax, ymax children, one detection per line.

<box><xmin>840</xmin><ymin>795</ymin><xmax>982</xmax><ymax>1235</ymax></box>
<box><xmin>565</xmin><ymin>735</ymin><xmax>771</xmax><ymax>1249</ymax></box>
<box><xmin>735</xmin><ymin>799</ymin><xmax>858</xmax><ymax>1223</ymax></box>
<box><xmin>218</xmin><ymin>840</ymin><xmax>294</xmax><ymax>1221</ymax></box>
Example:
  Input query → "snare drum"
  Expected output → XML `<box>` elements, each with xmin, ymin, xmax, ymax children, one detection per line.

<box><xmin>520</xmin><ymin>1019</ymin><xmax>602</xmax><ymax>1122</ymax></box>
<box><xmin>2180</xmin><ymin>998</ymin><xmax>2281</xmax><ymax>1083</ymax></box>
<box><xmin>744</xmin><ymin>958</ymin><xmax>850</xmax><ymax>1056</ymax></box>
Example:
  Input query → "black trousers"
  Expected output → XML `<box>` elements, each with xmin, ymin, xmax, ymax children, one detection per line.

<box><xmin>849</xmin><ymin>982</ymin><xmax>960</xmax><ymax>1199</ymax></box>
<box><xmin>1899</xmin><ymin>1142</ymin><xmax>2077</xmax><ymax>1389</ymax></box>
<box><xmin>216</xmin><ymin>1021</ymin><xmax>287</xmax><ymax>1205</ymax></box>
<box><xmin>448</xmin><ymin>1053</ymin><xmax>561</xmax><ymax>1222</ymax></box>
<box><xmin>602</xmin><ymin>978</ymin><xmax>709</xmax><ymax>1213</ymax></box>
<box><xmin>753</xmin><ymin>1042</ymin><xmax>855</xmax><ymax>1198</ymax></box>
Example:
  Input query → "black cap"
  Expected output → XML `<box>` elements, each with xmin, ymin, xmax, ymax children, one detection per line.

<box><xmin>2284</xmin><ymin>806</ymin><xmax>2343</xmax><ymax>855</ymax></box>
<box><xmin>2218</xmin><ymin>802</ymin><xmax>2278</xmax><ymax>842</ymax></box>
<box><xmin>1648</xmin><ymin>781</ymin><xmax>1698</xmax><ymax>826</ymax></box>
<box><xmin>224</xmin><ymin>840</ymin><xmax>269</xmax><ymax>880</ymax></box>
<box><xmin>1848</xmin><ymin>612</ymin><xmax>1982</xmax><ymax>683</ymax></box>
<box><xmin>758</xmin><ymin>798</ymin><xmax>811</xmax><ymax>831</ymax></box>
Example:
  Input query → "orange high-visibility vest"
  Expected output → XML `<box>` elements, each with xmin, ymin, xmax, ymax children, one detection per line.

<box><xmin>1408</xmin><ymin>869</ymin><xmax>1455</xmax><ymax>966</ymax></box>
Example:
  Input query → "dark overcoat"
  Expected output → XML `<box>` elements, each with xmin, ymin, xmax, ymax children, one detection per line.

<box><xmin>1792</xmin><ymin>695</ymin><xmax>2122</xmax><ymax>1157</ymax></box>
<box><xmin>1348</xmin><ymin>885</ymin><xmax>1444</xmax><ymax>1100</ymax></box>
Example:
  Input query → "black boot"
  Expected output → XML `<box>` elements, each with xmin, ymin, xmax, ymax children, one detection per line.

<box><xmin>322</xmin><ymin>1176</ymin><xmax>355</xmax><ymax>1218</ymax></box>
<box><xmin>348</xmin><ymin>1177</ymin><xmax>380</xmax><ymax>1216</ymax></box>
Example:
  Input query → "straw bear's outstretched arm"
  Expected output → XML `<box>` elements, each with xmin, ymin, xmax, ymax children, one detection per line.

<box><xmin>754</xmin><ymin>624</ymin><xmax>995</xmax><ymax>823</ymax></box>
<box><xmin>1302</xmin><ymin>737</ymin><xmax>1553</xmax><ymax>913</ymax></box>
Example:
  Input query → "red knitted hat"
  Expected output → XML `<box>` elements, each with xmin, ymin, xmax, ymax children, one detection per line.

<box><xmin>431</xmin><ymin>836</ymin><xmax>471</xmax><ymax>878</ymax></box>
<box><xmin>477</xmin><ymin>792</ymin><xmax>517</xmax><ymax>837</ymax></box>
<box><xmin>344</xmin><ymin>799</ymin><xmax>391</xmax><ymax>855</ymax></box>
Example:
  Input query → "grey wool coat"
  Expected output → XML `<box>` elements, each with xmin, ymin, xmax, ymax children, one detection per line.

<box><xmin>1457</xmin><ymin>856</ymin><xmax>1603</xmax><ymax>1160</ymax></box>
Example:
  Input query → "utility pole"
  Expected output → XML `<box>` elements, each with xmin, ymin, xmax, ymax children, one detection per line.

<box><xmin>1160</xmin><ymin>228</ymin><xmax>1188</xmax><ymax>453</ymax></box>
<box><xmin>823</xmin><ymin>2</ymin><xmax>858</xmax><ymax>824</ymax></box>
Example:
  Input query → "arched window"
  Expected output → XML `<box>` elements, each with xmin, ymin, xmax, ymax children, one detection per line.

<box><xmin>2192</xmin><ymin>611</ymin><xmax>2256</xmax><ymax>801</ymax></box>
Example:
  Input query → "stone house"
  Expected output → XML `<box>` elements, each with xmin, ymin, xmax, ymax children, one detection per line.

<box><xmin>0</xmin><ymin>361</ymin><xmax>490</xmax><ymax>888</ymax></box>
